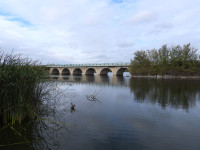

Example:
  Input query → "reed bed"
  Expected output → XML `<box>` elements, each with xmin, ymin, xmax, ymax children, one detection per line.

<box><xmin>0</xmin><ymin>51</ymin><xmax>48</xmax><ymax>125</ymax></box>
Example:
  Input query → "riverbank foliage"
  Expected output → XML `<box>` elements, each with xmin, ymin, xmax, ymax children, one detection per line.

<box><xmin>129</xmin><ymin>44</ymin><xmax>200</xmax><ymax>76</ymax></box>
<box><xmin>0</xmin><ymin>51</ymin><xmax>48</xmax><ymax>125</ymax></box>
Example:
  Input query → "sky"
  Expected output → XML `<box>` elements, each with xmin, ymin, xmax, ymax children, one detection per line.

<box><xmin>0</xmin><ymin>0</ymin><xmax>200</xmax><ymax>64</ymax></box>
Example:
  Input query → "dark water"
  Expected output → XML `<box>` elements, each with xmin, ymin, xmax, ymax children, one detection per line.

<box><xmin>1</xmin><ymin>74</ymin><xmax>200</xmax><ymax>150</ymax></box>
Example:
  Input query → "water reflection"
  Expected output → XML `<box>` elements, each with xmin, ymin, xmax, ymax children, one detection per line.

<box><xmin>129</xmin><ymin>78</ymin><xmax>200</xmax><ymax>110</ymax></box>
<box><xmin>73</xmin><ymin>75</ymin><xmax>82</xmax><ymax>82</ymax></box>
<box><xmin>49</xmin><ymin>75</ymin><xmax>200</xmax><ymax>110</ymax></box>
<box><xmin>85</xmin><ymin>75</ymin><xmax>95</xmax><ymax>82</ymax></box>
<box><xmin>51</xmin><ymin>76</ymin><xmax>59</xmax><ymax>80</ymax></box>
<box><xmin>62</xmin><ymin>76</ymin><xmax>69</xmax><ymax>80</ymax></box>
<box><xmin>2</xmin><ymin>76</ymin><xmax>200</xmax><ymax>150</ymax></box>
<box><xmin>99</xmin><ymin>75</ymin><xmax>110</xmax><ymax>84</ymax></box>
<box><xmin>0</xmin><ymin>120</ymin><xmax>63</xmax><ymax>150</ymax></box>
<box><xmin>49</xmin><ymin>74</ymin><xmax>129</xmax><ymax>87</ymax></box>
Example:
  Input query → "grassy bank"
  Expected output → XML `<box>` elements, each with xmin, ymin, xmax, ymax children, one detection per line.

<box><xmin>0</xmin><ymin>51</ymin><xmax>48</xmax><ymax>125</ymax></box>
<box><xmin>129</xmin><ymin>43</ymin><xmax>200</xmax><ymax>76</ymax></box>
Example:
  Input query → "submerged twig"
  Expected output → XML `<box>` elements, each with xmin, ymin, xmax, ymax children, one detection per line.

<box><xmin>86</xmin><ymin>90</ymin><xmax>101</xmax><ymax>102</ymax></box>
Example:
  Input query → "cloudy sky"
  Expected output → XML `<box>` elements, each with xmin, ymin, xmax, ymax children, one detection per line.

<box><xmin>0</xmin><ymin>0</ymin><xmax>199</xmax><ymax>64</ymax></box>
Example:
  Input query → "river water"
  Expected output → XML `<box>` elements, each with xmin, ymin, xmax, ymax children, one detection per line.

<box><xmin>1</xmin><ymin>74</ymin><xmax>200</xmax><ymax>150</ymax></box>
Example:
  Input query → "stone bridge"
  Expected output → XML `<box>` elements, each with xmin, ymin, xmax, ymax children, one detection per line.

<box><xmin>47</xmin><ymin>63</ymin><xmax>130</xmax><ymax>76</ymax></box>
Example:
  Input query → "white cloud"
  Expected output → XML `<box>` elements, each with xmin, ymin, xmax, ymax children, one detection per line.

<box><xmin>0</xmin><ymin>0</ymin><xmax>199</xmax><ymax>64</ymax></box>
<box><xmin>129</xmin><ymin>10</ymin><xmax>155</xmax><ymax>24</ymax></box>
<box><xmin>117</xmin><ymin>41</ymin><xmax>134</xmax><ymax>48</ymax></box>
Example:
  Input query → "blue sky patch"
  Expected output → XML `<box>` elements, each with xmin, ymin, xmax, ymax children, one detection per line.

<box><xmin>111</xmin><ymin>0</ymin><xmax>124</xmax><ymax>3</ymax></box>
<box><xmin>0</xmin><ymin>10</ymin><xmax>10</xmax><ymax>16</ymax></box>
<box><xmin>111</xmin><ymin>0</ymin><xmax>138</xmax><ymax>3</ymax></box>
<box><xmin>7</xmin><ymin>17</ymin><xmax>32</xmax><ymax>27</ymax></box>
<box><xmin>0</xmin><ymin>10</ymin><xmax>32</xmax><ymax>27</ymax></box>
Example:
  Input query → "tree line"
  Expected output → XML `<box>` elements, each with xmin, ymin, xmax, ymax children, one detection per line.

<box><xmin>129</xmin><ymin>43</ymin><xmax>200</xmax><ymax>76</ymax></box>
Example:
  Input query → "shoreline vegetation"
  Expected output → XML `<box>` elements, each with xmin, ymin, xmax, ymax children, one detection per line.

<box><xmin>0</xmin><ymin>51</ymin><xmax>66</xmax><ymax>148</ymax></box>
<box><xmin>0</xmin><ymin>51</ymin><xmax>49</xmax><ymax>125</ymax></box>
<box><xmin>129</xmin><ymin>43</ymin><xmax>200</xmax><ymax>78</ymax></box>
<box><xmin>131</xmin><ymin>75</ymin><xmax>200</xmax><ymax>79</ymax></box>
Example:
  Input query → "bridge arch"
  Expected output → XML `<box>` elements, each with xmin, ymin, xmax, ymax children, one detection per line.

<box><xmin>73</xmin><ymin>68</ymin><xmax>83</xmax><ymax>75</ymax></box>
<box><xmin>100</xmin><ymin>68</ymin><xmax>112</xmax><ymax>75</ymax></box>
<box><xmin>62</xmin><ymin>68</ymin><xmax>70</xmax><ymax>75</ymax></box>
<box><xmin>116</xmin><ymin>68</ymin><xmax>129</xmax><ymax>76</ymax></box>
<box><xmin>85</xmin><ymin>68</ymin><xmax>96</xmax><ymax>75</ymax></box>
<box><xmin>51</xmin><ymin>68</ymin><xmax>60</xmax><ymax>75</ymax></box>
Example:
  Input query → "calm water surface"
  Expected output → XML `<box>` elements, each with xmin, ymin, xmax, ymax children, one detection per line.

<box><xmin>1</xmin><ymin>74</ymin><xmax>200</xmax><ymax>150</ymax></box>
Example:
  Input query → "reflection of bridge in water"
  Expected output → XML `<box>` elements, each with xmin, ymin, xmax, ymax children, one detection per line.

<box><xmin>49</xmin><ymin>75</ymin><xmax>200</xmax><ymax>110</ymax></box>
<box><xmin>49</xmin><ymin>74</ymin><xmax>130</xmax><ymax>87</ymax></box>
<box><xmin>47</xmin><ymin>63</ymin><xmax>130</xmax><ymax>76</ymax></box>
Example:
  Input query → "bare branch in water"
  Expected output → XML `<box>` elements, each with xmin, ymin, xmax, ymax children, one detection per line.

<box><xmin>86</xmin><ymin>90</ymin><xmax>101</xmax><ymax>102</ymax></box>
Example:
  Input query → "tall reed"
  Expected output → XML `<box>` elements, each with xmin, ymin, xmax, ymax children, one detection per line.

<box><xmin>0</xmin><ymin>51</ymin><xmax>48</xmax><ymax>125</ymax></box>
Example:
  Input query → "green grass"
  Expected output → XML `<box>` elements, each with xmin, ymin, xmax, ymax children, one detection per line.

<box><xmin>0</xmin><ymin>51</ymin><xmax>48</xmax><ymax>125</ymax></box>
